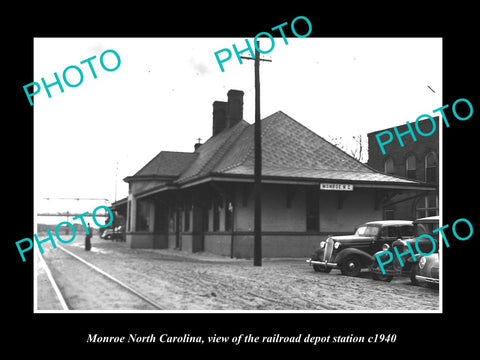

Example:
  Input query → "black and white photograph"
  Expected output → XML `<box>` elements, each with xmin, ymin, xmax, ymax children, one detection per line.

<box><xmin>33</xmin><ymin>36</ymin><xmax>442</xmax><ymax>313</ymax></box>
<box><xmin>7</xmin><ymin>6</ymin><xmax>479</xmax><ymax>354</ymax></box>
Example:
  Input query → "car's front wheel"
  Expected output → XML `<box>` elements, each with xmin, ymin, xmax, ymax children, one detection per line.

<box><xmin>340</xmin><ymin>256</ymin><xmax>362</xmax><ymax>277</ymax></box>
<box><xmin>371</xmin><ymin>262</ymin><xmax>394</xmax><ymax>282</ymax></box>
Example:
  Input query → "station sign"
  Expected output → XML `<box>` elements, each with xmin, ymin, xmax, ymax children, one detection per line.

<box><xmin>320</xmin><ymin>183</ymin><xmax>354</xmax><ymax>191</ymax></box>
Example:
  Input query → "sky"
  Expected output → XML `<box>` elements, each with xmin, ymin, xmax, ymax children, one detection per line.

<box><xmin>33</xmin><ymin>37</ymin><xmax>442</xmax><ymax>214</ymax></box>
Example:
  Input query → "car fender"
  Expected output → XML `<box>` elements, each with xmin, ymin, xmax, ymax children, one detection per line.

<box><xmin>373</xmin><ymin>249</ymin><xmax>387</xmax><ymax>259</ymax></box>
<box><xmin>336</xmin><ymin>248</ymin><xmax>374</xmax><ymax>266</ymax></box>
<box><xmin>372</xmin><ymin>249</ymin><xmax>393</xmax><ymax>267</ymax></box>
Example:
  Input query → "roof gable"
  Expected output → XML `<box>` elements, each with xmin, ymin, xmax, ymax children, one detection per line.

<box><xmin>128</xmin><ymin>111</ymin><xmax>420</xmax><ymax>187</ymax></box>
<box><xmin>176</xmin><ymin>120</ymin><xmax>249</xmax><ymax>183</ymax></box>
<box><xmin>133</xmin><ymin>151</ymin><xmax>197</xmax><ymax>178</ymax></box>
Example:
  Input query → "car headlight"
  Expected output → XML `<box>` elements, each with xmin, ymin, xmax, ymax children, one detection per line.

<box><xmin>334</xmin><ymin>241</ymin><xmax>341</xmax><ymax>249</ymax></box>
<box><xmin>397</xmin><ymin>240</ymin><xmax>406</xmax><ymax>246</ymax></box>
<box><xmin>382</xmin><ymin>243</ymin><xmax>390</xmax><ymax>251</ymax></box>
<box><xmin>320</xmin><ymin>241</ymin><xmax>326</xmax><ymax>249</ymax></box>
<box><xmin>419</xmin><ymin>256</ymin><xmax>427</xmax><ymax>269</ymax></box>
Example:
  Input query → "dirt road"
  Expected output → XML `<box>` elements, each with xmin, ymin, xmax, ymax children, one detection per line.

<box><xmin>37</xmin><ymin>236</ymin><xmax>439</xmax><ymax>311</ymax></box>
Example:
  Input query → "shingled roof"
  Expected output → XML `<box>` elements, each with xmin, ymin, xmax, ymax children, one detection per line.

<box><xmin>127</xmin><ymin>111</ymin><xmax>424</xmax><ymax>188</ymax></box>
<box><xmin>130</xmin><ymin>151</ymin><xmax>197</xmax><ymax>179</ymax></box>
<box><xmin>176</xmin><ymin>111</ymin><xmax>420</xmax><ymax>186</ymax></box>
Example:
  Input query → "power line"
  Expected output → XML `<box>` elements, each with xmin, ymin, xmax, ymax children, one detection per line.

<box><xmin>43</xmin><ymin>197</ymin><xmax>110</xmax><ymax>202</ymax></box>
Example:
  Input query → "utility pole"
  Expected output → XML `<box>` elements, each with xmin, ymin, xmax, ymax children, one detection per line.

<box><xmin>241</xmin><ymin>41</ymin><xmax>272</xmax><ymax>266</ymax></box>
<box><xmin>114</xmin><ymin>161</ymin><xmax>118</xmax><ymax>238</ymax></box>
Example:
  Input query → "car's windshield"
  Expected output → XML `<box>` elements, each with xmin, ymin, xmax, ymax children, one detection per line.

<box><xmin>355</xmin><ymin>225</ymin><xmax>379</xmax><ymax>236</ymax></box>
<box><xmin>414</xmin><ymin>222</ymin><xmax>439</xmax><ymax>239</ymax></box>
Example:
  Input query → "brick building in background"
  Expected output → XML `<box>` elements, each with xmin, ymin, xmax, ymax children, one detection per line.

<box><xmin>112</xmin><ymin>90</ymin><xmax>435</xmax><ymax>258</ymax></box>
<box><xmin>367</xmin><ymin>117</ymin><xmax>439</xmax><ymax>220</ymax></box>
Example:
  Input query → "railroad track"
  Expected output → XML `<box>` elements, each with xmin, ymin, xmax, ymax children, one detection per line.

<box><xmin>37</xmin><ymin>245</ymin><xmax>164</xmax><ymax>311</ymax></box>
<box><xmin>37</xmin><ymin>241</ymin><xmax>437</xmax><ymax>311</ymax></box>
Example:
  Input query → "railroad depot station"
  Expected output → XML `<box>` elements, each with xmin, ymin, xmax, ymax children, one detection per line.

<box><xmin>111</xmin><ymin>89</ymin><xmax>437</xmax><ymax>258</ymax></box>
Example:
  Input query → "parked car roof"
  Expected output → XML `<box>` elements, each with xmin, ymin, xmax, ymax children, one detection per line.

<box><xmin>363</xmin><ymin>220</ymin><xmax>413</xmax><ymax>226</ymax></box>
<box><xmin>413</xmin><ymin>216</ymin><xmax>439</xmax><ymax>224</ymax></box>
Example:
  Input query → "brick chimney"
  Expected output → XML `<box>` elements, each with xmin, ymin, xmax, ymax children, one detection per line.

<box><xmin>212</xmin><ymin>89</ymin><xmax>244</xmax><ymax>137</ymax></box>
<box><xmin>212</xmin><ymin>100</ymin><xmax>228</xmax><ymax>136</ymax></box>
<box><xmin>227</xmin><ymin>89</ymin><xmax>244</xmax><ymax>128</ymax></box>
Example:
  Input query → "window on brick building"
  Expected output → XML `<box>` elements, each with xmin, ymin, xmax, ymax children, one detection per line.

<box><xmin>415</xmin><ymin>193</ymin><xmax>438</xmax><ymax>218</ymax></box>
<box><xmin>425</xmin><ymin>151</ymin><xmax>437</xmax><ymax>183</ymax></box>
<box><xmin>384</xmin><ymin>157</ymin><xmax>394</xmax><ymax>175</ymax></box>
<box><xmin>406</xmin><ymin>154</ymin><xmax>416</xmax><ymax>179</ymax></box>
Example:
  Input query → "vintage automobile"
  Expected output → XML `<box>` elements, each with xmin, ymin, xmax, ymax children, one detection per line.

<box><xmin>306</xmin><ymin>220</ymin><xmax>414</xmax><ymax>277</ymax></box>
<box><xmin>370</xmin><ymin>216</ymin><xmax>439</xmax><ymax>282</ymax></box>
<box><xmin>410</xmin><ymin>252</ymin><xmax>439</xmax><ymax>287</ymax></box>
<box><xmin>100</xmin><ymin>225</ymin><xmax>125</xmax><ymax>241</ymax></box>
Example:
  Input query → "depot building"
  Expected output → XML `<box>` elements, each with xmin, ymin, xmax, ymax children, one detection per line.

<box><xmin>112</xmin><ymin>89</ymin><xmax>434</xmax><ymax>258</ymax></box>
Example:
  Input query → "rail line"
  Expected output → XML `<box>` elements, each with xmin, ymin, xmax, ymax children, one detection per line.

<box><xmin>36</xmin><ymin>246</ymin><xmax>69</xmax><ymax>310</ymax></box>
<box><xmin>37</xmin><ymin>241</ymin><xmax>434</xmax><ymax>311</ymax></box>
<box><xmin>39</xmin><ymin>245</ymin><xmax>164</xmax><ymax>311</ymax></box>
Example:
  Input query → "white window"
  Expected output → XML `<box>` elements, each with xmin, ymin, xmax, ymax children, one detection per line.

<box><xmin>416</xmin><ymin>193</ymin><xmax>438</xmax><ymax>218</ymax></box>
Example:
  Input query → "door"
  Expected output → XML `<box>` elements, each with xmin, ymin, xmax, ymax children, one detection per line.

<box><xmin>372</xmin><ymin>225</ymin><xmax>398</xmax><ymax>253</ymax></box>
<box><xmin>191</xmin><ymin>205</ymin><xmax>206</xmax><ymax>253</ymax></box>
<box><xmin>153</xmin><ymin>203</ymin><xmax>168</xmax><ymax>249</ymax></box>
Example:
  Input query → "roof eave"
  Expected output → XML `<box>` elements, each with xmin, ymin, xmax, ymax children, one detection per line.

<box><xmin>123</xmin><ymin>174</ymin><xmax>177</xmax><ymax>183</ymax></box>
<box><xmin>176</xmin><ymin>172</ymin><xmax>436</xmax><ymax>191</ymax></box>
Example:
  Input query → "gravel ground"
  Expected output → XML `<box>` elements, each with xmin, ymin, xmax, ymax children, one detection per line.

<box><xmin>37</xmin><ymin>235</ymin><xmax>440</xmax><ymax>311</ymax></box>
<box><xmin>36</xmin><ymin>257</ymin><xmax>64</xmax><ymax>311</ymax></box>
